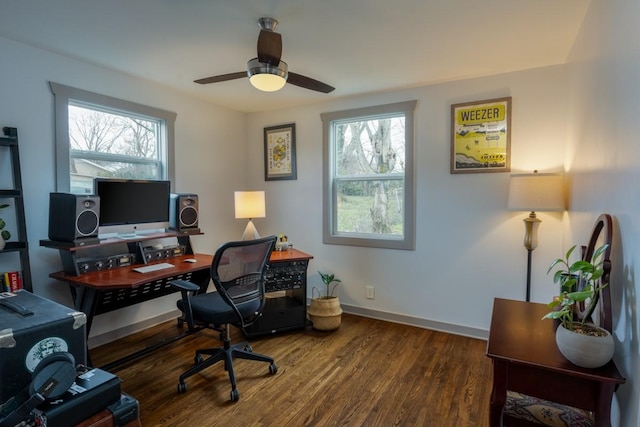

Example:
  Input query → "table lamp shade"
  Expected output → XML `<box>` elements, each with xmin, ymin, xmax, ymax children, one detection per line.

<box><xmin>234</xmin><ymin>191</ymin><xmax>266</xmax><ymax>240</ymax></box>
<box><xmin>507</xmin><ymin>173</ymin><xmax>565</xmax><ymax>212</ymax></box>
<box><xmin>234</xmin><ymin>191</ymin><xmax>266</xmax><ymax>219</ymax></box>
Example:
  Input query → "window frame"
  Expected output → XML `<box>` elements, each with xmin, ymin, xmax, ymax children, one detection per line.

<box><xmin>321</xmin><ymin>100</ymin><xmax>417</xmax><ymax>250</ymax></box>
<box><xmin>50</xmin><ymin>82</ymin><xmax>176</xmax><ymax>192</ymax></box>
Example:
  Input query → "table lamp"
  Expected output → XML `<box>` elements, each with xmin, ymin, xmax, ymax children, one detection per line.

<box><xmin>234</xmin><ymin>191</ymin><xmax>266</xmax><ymax>240</ymax></box>
<box><xmin>507</xmin><ymin>171</ymin><xmax>565</xmax><ymax>301</ymax></box>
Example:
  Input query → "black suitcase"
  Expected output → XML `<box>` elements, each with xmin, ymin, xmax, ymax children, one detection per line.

<box><xmin>0</xmin><ymin>290</ymin><xmax>87</xmax><ymax>404</ymax></box>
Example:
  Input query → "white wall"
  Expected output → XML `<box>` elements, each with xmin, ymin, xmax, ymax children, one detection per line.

<box><xmin>247</xmin><ymin>65</ymin><xmax>569</xmax><ymax>335</ymax></box>
<box><xmin>0</xmin><ymin>36</ymin><xmax>248</xmax><ymax>338</ymax></box>
<box><xmin>565</xmin><ymin>1</ymin><xmax>640</xmax><ymax>425</ymax></box>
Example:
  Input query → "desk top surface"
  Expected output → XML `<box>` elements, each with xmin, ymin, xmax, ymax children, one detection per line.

<box><xmin>50</xmin><ymin>248</ymin><xmax>314</xmax><ymax>289</ymax></box>
<box><xmin>269</xmin><ymin>248</ymin><xmax>313</xmax><ymax>262</ymax></box>
<box><xmin>51</xmin><ymin>253</ymin><xmax>213</xmax><ymax>289</ymax></box>
<box><xmin>486</xmin><ymin>298</ymin><xmax>624</xmax><ymax>383</ymax></box>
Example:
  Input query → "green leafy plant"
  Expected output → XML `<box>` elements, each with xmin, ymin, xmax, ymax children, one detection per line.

<box><xmin>317</xmin><ymin>271</ymin><xmax>341</xmax><ymax>299</ymax></box>
<box><xmin>0</xmin><ymin>203</ymin><xmax>10</xmax><ymax>241</ymax></box>
<box><xmin>543</xmin><ymin>243</ymin><xmax>609</xmax><ymax>332</ymax></box>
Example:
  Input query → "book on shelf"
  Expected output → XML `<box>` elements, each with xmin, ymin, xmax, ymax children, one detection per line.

<box><xmin>2</xmin><ymin>271</ymin><xmax>22</xmax><ymax>292</ymax></box>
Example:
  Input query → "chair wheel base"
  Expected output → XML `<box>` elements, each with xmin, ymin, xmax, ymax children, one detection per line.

<box><xmin>230</xmin><ymin>389</ymin><xmax>240</xmax><ymax>401</ymax></box>
<box><xmin>269</xmin><ymin>363</ymin><xmax>278</xmax><ymax>374</ymax></box>
<box><xmin>178</xmin><ymin>382</ymin><xmax>187</xmax><ymax>393</ymax></box>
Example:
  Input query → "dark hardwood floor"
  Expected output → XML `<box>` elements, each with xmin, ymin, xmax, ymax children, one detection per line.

<box><xmin>91</xmin><ymin>313</ymin><xmax>492</xmax><ymax>426</ymax></box>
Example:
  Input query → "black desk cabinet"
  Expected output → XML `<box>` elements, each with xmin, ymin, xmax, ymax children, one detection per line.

<box><xmin>244</xmin><ymin>248</ymin><xmax>313</xmax><ymax>338</ymax></box>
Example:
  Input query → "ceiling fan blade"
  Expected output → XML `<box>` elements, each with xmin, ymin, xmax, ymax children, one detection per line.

<box><xmin>287</xmin><ymin>72</ymin><xmax>335</xmax><ymax>93</ymax></box>
<box><xmin>195</xmin><ymin>18</ymin><xmax>333</xmax><ymax>94</ymax></box>
<box><xmin>257</xmin><ymin>30</ymin><xmax>282</xmax><ymax>65</ymax></box>
<box><xmin>194</xmin><ymin>71</ymin><xmax>247</xmax><ymax>85</ymax></box>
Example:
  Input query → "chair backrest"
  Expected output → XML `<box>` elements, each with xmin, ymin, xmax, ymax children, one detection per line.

<box><xmin>210</xmin><ymin>235</ymin><xmax>276</xmax><ymax>327</ymax></box>
<box><xmin>577</xmin><ymin>213</ymin><xmax>613</xmax><ymax>332</ymax></box>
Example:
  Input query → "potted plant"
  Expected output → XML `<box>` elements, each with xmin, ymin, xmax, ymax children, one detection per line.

<box><xmin>543</xmin><ymin>243</ymin><xmax>614</xmax><ymax>368</ymax></box>
<box><xmin>0</xmin><ymin>204</ymin><xmax>11</xmax><ymax>251</ymax></box>
<box><xmin>307</xmin><ymin>271</ymin><xmax>343</xmax><ymax>331</ymax></box>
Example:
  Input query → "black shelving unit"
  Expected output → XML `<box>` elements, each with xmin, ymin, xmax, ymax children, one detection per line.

<box><xmin>0</xmin><ymin>126</ymin><xmax>32</xmax><ymax>291</ymax></box>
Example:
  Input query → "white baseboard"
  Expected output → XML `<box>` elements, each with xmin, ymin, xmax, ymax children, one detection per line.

<box><xmin>88</xmin><ymin>304</ymin><xmax>488</xmax><ymax>349</ymax></box>
<box><xmin>339</xmin><ymin>303</ymin><xmax>488</xmax><ymax>340</ymax></box>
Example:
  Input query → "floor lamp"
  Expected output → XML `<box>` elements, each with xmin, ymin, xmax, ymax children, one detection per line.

<box><xmin>507</xmin><ymin>171</ymin><xmax>565</xmax><ymax>301</ymax></box>
<box><xmin>234</xmin><ymin>191</ymin><xmax>266</xmax><ymax>240</ymax></box>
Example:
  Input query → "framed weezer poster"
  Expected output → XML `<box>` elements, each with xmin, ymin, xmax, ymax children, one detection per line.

<box><xmin>451</xmin><ymin>97</ymin><xmax>511</xmax><ymax>174</ymax></box>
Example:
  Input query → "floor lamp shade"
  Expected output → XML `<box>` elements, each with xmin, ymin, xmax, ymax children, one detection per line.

<box><xmin>234</xmin><ymin>191</ymin><xmax>266</xmax><ymax>240</ymax></box>
<box><xmin>507</xmin><ymin>173</ymin><xmax>565</xmax><ymax>213</ymax></box>
<box><xmin>507</xmin><ymin>172</ymin><xmax>565</xmax><ymax>302</ymax></box>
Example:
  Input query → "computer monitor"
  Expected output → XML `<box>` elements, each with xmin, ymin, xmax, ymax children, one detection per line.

<box><xmin>94</xmin><ymin>178</ymin><xmax>171</xmax><ymax>237</ymax></box>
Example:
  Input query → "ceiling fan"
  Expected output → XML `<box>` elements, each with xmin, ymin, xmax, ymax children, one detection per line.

<box><xmin>194</xmin><ymin>17</ymin><xmax>335</xmax><ymax>94</ymax></box>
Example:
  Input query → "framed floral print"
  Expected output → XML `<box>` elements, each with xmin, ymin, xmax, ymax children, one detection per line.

<box><xmin>264</xmin><ymin>123</ymin><xmax>297</xmax><ymax>181</ymax></box>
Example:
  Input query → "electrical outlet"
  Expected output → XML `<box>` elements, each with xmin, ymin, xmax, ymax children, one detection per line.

<box><xmin>366</xmin><ymin>286</ymin><xmax>375</xmax><ymax>299</ymax></box>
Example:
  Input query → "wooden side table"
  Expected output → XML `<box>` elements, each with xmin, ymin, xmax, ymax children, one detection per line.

<box><xmin>486</xmin><ymin>298</ymin><xmax>625</xmax><ymax>427</ymax></box>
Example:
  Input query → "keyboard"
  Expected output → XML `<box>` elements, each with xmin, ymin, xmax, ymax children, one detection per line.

<box><xmin>133</xmin><ymin>262</ymin><xmax>175</xmax><ymax>273</ymax></box>
<box><xmin>117</xmin><ymin>234</ymin><xmax>139</xmax><ymax>240</ymax></box>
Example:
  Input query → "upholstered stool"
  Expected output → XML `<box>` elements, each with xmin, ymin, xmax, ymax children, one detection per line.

<box><xmin>504</xmin><ymin>391</ymin><xmax>594</xmax><ymax>427</ymax></box>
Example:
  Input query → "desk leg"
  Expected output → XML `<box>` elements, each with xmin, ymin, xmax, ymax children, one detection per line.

<box><xmin>72</xmin><ymin>286</ymin><xmax>98</xmax><ymax>335</ymax></box>
<box><xmin>489</xmin><ymin>359</ymin><xmax>507</xmax><ymax>427</ymax></box>
<box><xmin>70</xmin><ymin>284</ymin><xmax>99</xmax><ymax>366</ymax></box>
<box><xmin>594</xmin><ymin>383</ymin><xmax>615</xmax><ymax>427</ymax></box>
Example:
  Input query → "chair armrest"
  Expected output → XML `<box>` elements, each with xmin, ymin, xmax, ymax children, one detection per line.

<box><xmin>170</xmin><ymin>279</ymin><xmax>200</xmax><ymax>292</ymax></box>
<box><xmin>169</xmin><ymin>279</ymin><xmax>199</xmax><ymax>331</ymax></box>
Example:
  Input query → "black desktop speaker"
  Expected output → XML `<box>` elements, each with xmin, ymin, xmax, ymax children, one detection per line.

<box><xmin>169</xmin><ymin>193</ymin><xmax>199</xmax><ymax>231</ymax></box>
<box><xmin>48</xmin><ymin>193</ymin><xmax>100</xmax><ymax>242</ymax></box>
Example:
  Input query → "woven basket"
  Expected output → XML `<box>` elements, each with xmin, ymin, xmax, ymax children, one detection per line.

<box><xmin>308</xmin><ymin>290</ymin><xmax>342</xmax><ymax>331</ymax></box>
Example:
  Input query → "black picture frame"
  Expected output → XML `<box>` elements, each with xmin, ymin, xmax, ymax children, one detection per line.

<box><xmin>264</xmin><ymin>123</ymin><xmax>297</xmax><ymax>181</ymax></box>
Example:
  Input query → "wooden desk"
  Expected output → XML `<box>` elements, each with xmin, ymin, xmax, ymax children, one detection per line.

<box><xmin>50</xmin><ymin>248</ymin><xmax>313</xmax><ymax>367</ymax></box>
<box><xmin>50</xmin><ymin>253</ymin><xmax>213</xmax><ymax>369</ymax></box>
<box><xmin>51</xmin><ymin>253</ymin><xmax>213</xmax><ymax>334</ymax></box>
<box><xmin>486</xmin><ymin>298</ymin><xmax>625</xmax><ymax>427</ymax></box>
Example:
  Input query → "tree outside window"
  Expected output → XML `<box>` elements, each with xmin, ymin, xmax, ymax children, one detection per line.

<box><xmin>68</xmin><ymin>104</ymin><xmax>163</xmax><ymax>193</ymax></box>
<box><xmin>50</xmin><ymin>82</ymin><xmax>176</xmax><ymax>194</ymax></box>
<box><xmin>322</xmin><ymin>101</ymin><xmax>416</xmax><ymax>250</ymax></box>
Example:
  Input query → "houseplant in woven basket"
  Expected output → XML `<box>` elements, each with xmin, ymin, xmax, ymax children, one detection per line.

<box><xmin>307</xmin><ymin>271</ymin><xmax>343</xmax><ymax>331</ymax></box>
<box><xmin>543</xmin><ymin>243</ymin><xmax>613</xmax><ymax>368</ymax></box>
<box><xmin>0</xmin><ymin>204</ymin><xmax>11</xmax><ymax>251</ymax></box>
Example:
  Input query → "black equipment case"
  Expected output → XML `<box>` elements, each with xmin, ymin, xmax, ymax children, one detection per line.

<box><xmin>35</xmin><ymin>367</ymin><xmax>121</xmax><ymax>426</ymax></box>
<box><xmin>0</xmin><ymin>290</ymin><xmax>87</xmax><ymax>404</ymax></box>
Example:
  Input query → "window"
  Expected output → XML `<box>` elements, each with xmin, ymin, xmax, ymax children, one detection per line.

<box><xmin>50</xmin><ymin>82</ymin><xmax>176</xmax><ymax>194</ymax></box>
<box><xmin>321</xmin><ymin>100</ymin><xmax>417</xmax><ymax>250</ymax></box>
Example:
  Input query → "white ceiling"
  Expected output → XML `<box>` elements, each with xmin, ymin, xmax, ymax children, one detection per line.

<box><xmin>0</xmin><ymin>0</ymin><xmax>589</xmax><ymax>113</ymax></box>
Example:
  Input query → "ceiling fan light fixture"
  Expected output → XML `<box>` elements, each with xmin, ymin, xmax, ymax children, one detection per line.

<box><xmin>247</xmin><ymin>58</ymin><xmax>288</xmax><ymax>92</ymax></box>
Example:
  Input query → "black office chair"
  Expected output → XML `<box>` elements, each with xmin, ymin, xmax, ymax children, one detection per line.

<box><xmin>170</xmin><ymin>235</ymin><xmax>278</xmax><ymax>401</ymax></box>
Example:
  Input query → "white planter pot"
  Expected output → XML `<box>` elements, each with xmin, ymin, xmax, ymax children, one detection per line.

<box><xmin>555</xmin><ymin>323</ymin><xmax>614</xmax><ymax>368</ymax></box>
